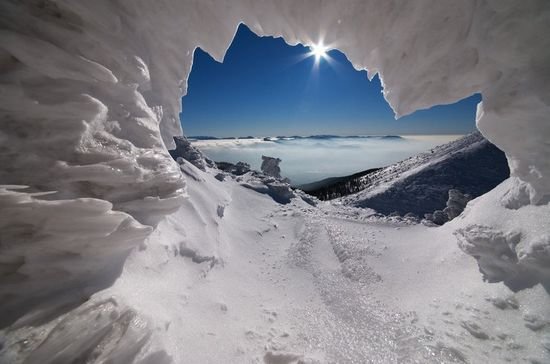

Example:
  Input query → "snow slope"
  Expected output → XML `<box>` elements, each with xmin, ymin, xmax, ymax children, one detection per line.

<box><xmin>3</xmin><ymin>163</ymin><xmax>548</xmax><ymax>363</ymax></box>
<box><xmin>336</xmin><ymin>132</ymin><xmax>509</xmax><ymax>216</ymax></box>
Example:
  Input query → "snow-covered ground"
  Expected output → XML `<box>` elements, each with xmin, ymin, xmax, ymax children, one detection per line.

<box><xmin>336</xmin><ymin>132</ymin><xmax>509</xmax><ymax>216</ymax></box>
<box><xmin>3</xmin><ymin>162</ymin><xmax>548</xmax><ymax>364</ymax></box>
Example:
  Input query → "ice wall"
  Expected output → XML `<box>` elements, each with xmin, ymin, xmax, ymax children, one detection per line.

<box><xmin>0</xmin><ymin>0</ymin><xmax>549</xmax><ymax>338</ymax></box>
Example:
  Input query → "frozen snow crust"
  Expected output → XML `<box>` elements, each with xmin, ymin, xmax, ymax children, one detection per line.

<box><xmin>0</xmin><ymin>0</ymin><xmax>549</xmax><ymax>362</ymax></box>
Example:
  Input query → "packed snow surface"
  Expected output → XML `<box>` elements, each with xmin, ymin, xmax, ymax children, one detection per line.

<box><xmin>1</xmin><ymin>0</ymin><xmax>550</xmax><ymax>363</ymax></box>
<box><xmin>3</xmin><ymin>164</ymin><xmax>549</xmax><ymax>363</ymax></box>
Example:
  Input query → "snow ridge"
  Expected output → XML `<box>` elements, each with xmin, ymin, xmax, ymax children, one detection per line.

<box><xmin>337</xmin><ymin>132</ymin><xmax>509</xmax><ymax>216</ymax></box>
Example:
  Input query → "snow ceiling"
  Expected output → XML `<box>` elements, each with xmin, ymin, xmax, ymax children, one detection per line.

<box><xmin>0</xmin><ymin>0</ymin><xmax>549</xmax><ymax>327</ymax></box>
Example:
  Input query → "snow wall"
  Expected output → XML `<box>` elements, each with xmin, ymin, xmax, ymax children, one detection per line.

<box><xmin>1</xmin><ymin>0</ymin><xmax>549</xmax><ymax>331</ymax></box>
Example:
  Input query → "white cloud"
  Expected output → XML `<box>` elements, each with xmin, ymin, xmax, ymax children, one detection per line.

<box><xmin>193</xmin><ymin>135</ymin><xmax>462</xmax><ymax>185</ymax></box>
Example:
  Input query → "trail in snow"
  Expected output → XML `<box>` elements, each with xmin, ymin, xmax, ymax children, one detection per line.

<box><xmin>285</xmin><ymin>216</ymin><xmax>431</xmax><ymax>363</ymax></box>
<box><xmin>103</xmin><ymin>164</ymin><xmax>547</xmax><ymax>363</ymax></box>
<box><xmin>2</xmin><ymin>163</ymin><xmax>548</xmax><ymax>364</ymax></box>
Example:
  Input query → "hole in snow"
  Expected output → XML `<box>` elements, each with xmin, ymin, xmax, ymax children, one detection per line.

<box><xmin>174</xmin><ymin>24</ymin><xmax>507</xmax><ymax>219</ymax></box>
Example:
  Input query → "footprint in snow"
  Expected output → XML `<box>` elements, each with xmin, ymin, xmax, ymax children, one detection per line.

<box><xmin>460</xmin><ymin>320</ymin><xmax>489</xmax><ymax>340</ymax></box>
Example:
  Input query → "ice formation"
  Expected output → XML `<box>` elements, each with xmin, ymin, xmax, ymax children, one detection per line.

<box><xmin>216</xmin><ymin>161</ymin><xmax>251</xmax><ymax>176</ymax></box>
<box><xmin>260</xmin><ymin>156</ymin><xmax>283</xmax><ymax>179</ymax></box>
<box><xmin>425</xmin><ymin>191</ymin><xmax>472</xmax><ymax>226</ymax></box>
<box><xmin>169</xmin><ymin>136</ymin><xmax>213</xmax><ymax>171</ymax></box>
<box><xmin>0</xmin><ymin>0</ymin><xmax>549</xmax><ymax>362</ymax></box>
<box><xmin>444</xmin><ymin>190</ymin><xmax>472</xmax><ymax>220</ymax></box>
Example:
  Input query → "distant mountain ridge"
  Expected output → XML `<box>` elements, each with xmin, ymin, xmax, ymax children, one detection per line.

<box><xmin>189</xmin><ymin>134</ymin><xmax>404</xmax><ymax>141</ymax></box>
<box><xmin>334</xmin><ymin>131</ymin><xmax>509</xmax><ymax>216</ymax></box>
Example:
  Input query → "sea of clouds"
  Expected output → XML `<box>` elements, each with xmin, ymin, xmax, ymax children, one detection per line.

<box><xmin>192</xmin><ymin>135</ymin><xmax>462</xmax><ymax>185</ymax></box>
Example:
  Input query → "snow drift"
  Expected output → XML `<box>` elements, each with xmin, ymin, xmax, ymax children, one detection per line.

<box><xmin>0</xmin><ymin>0</ymin><xmax>549</xmax><ymax>362</ymax></box>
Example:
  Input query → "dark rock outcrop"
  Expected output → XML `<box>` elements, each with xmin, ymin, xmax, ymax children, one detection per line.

<box><xmin>169</xmin><ymin>136</ymin><xmax>213</xmax><ymax>171</ymax></box>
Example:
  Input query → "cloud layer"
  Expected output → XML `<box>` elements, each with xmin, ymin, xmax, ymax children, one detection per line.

<box><xmin>193</xmin><ymin>135</ymin><xmax>462</xmax><ymax>185</ymax></box>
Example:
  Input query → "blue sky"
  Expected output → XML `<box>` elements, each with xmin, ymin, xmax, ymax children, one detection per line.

<box><xmin>181</xmin><ymin>24</ymin><xmax>480</xmax><ymax>137</ymax></box>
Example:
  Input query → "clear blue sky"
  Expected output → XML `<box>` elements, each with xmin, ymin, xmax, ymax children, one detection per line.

<box><xmin>181</xmin><ymin>24</ymin><xmax>480</xmax><ymax>137</ymax></box>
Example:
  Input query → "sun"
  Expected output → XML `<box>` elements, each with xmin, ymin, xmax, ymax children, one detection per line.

<box><xmin>309</xmin><ymin>43</ymin><xmax>328</xmax><ymax>61</ymax></box>
<box><xmin>303</xmin><ymin>40</ymin><xmax>335</xmax><ymax>69</ymax></box>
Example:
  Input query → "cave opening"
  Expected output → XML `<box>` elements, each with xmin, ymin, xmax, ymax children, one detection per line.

<box><xmin>176</xmin><ymin>24</ymin><xmax>504</xmax><ymax>215</ymax></box>
<box><xmin>1</xmin><ymin>2</ymin><xmax>549</xmax><ymax>363</ymax></box>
